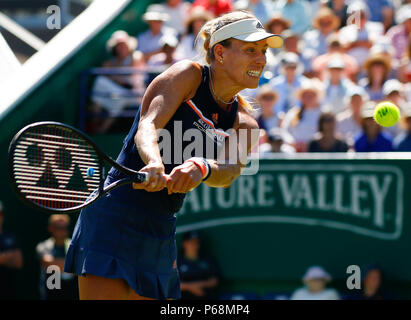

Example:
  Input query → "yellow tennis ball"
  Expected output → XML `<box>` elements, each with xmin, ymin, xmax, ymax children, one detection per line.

<box><xmin>373</xmin><ymin>101</ymin><xmax>400</xmax><ymax>127</ymax></box>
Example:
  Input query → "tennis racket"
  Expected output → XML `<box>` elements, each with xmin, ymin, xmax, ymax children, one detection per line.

<box><xmin>8</xmin><ymin>121</ymin><xmax>148</xmax><ymax>213</ymax></box>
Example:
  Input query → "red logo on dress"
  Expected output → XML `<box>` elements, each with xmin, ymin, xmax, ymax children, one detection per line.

<box><xmin>173</xmin><ymin>259</ymin><xmax>177</xmax><ymax>269</ymax></box>
<box><xmin>211</xmin><ymin>113</ymin><xmax>219</xmax><ymax>124</ymax></box>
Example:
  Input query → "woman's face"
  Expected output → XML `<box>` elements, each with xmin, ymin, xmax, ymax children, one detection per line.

<box><xmin>321</xmin><ymin>116</ymin><xmax>336</xmax><ymax>134</ymax></box>
<box><xmin>370</xmin><ymin>62</ymin><xmax>386</xmax><ymax>80</ymax></box>
<box><xmin>318</xmin><ymin>17</ymin><xmax>334</xmax><ymax>34</ymax></box>
<box><xmin>268</xmin><ymin>22</ymin><xmax>287</xmax><ymax>35</ymax></box>
<box><xmin>306</xmin><ymin>279</ymin><xmax>326</xmax><ymax>293</ymax></box>
<box><xmin>258</xmin><ymin>94</ymin><xmax>277</xmax><ymax>115</ymax></box>
<box><xmin>192</xmin><ymin>19</ymin><xmax>207</xmax><ymax>35</ymax></box>
<box><xmin>301</xmin><ymin>90</ymin><xmax>319</xmax><ymax>108</ymax></box>
<box><xmin>364</xmin><ymin>269</ymin><xmax>382</xmax><ymax>292</ymax></box>
<box><xmin>114</xmin><ymin>42</ymin><xmax>130</xmax><ymax>60</ymax></box>
<box><xmin>219</xmin><ymin>39</ymin><xmax>268</xmax><ymax>89</ymax></box>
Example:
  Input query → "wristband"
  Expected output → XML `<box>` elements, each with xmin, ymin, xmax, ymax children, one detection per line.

<box><xmin>186</xmin><ymin>157</ymin><xmax>211</xmax><ymax>181</ymax></box>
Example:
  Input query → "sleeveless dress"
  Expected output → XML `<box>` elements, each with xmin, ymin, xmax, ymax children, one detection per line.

<box><xmin>64</xmin><ymin>65</ymin><xmax>238</xmax><ymax>299</ymax></box>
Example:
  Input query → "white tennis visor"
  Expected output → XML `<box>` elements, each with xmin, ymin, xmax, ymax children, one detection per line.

<box><xmin>209</xmin><ymin>18</ymin><xmax>283</xmax><ymax>49</ymax></box>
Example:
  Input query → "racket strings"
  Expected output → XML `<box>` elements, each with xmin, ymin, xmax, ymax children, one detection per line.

<box><xmin>12</xmin><ymin>125</ymin><xmax>101</xmax><ymax>209</ymax></box>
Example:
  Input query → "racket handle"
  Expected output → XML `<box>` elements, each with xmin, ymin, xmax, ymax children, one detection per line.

<box><xmin>133</xmin><ymin>172</ymin><xmax>149</xmax><ymax>183</ymax></box>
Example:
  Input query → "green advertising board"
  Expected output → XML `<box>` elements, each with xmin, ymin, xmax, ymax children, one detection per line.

<box><xmin>174</xmin><ymin>155</ymin><xmax>411</xmax><ymax>297</ymax></box>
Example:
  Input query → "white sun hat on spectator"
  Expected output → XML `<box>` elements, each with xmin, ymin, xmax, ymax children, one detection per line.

<box><xmin>327</xmin><ymin>56</ymin><xmax>345</xmax><ymax>69</ymax></box>
<box><xmin>396</xmin><ymin>4</ymin><xmax>411</xmax><ymax>24</ymax></box>
<box><xmin>209</xmin><ymin>18</ymin><xmax>283</xmax><ymax>49</ymax></box>
<box><xmin>383</xmin><ymin>79</ymin><xmax>404</xmax><ymax>96</ymax></box>
<box><xmin>347</xmin><ymin>1</ymin><xmax>370</xmax><ymax>18</ymax></box>
<box><xmin>302</xmin><ymin>266</ymin><xmax>331</xmax><ymax>282</ymax></box>
<box><xmin>142</xmin><ymin>5</ymin><xmax>169</xmax><ymax>22</ymax></box>
<box><xmin>106</xmin><ymin>30</ymin><xmax>137</xmax><ymax>53</ymax></box>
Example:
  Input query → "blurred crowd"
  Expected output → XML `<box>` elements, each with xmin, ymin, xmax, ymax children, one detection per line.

<box><xmin>89</xmin><ymin>0</ymin><xmax>411</xmax><ymax>153</ymax></box>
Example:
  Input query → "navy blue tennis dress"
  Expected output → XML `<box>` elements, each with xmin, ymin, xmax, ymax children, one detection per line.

<box><xmin>64</xmin><ymin>65</ymin><xmax>238</xmax><ymax>299</ymax></box>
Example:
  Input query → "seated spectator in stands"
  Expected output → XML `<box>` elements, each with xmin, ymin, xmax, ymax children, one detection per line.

<box><xmin>303</xmin><ymin>7</ymin><xmax>340</xmax><ymax>59</ymax></box>
<box><xmin>354</xmin><ymin>101</ymin><xmax>393</xmax><ymax>152</ymax></box>
<box><xmin>398</xmin><ymin>33</ymin><xmax>411</xmax><ymax>84</ymax></box>
<box><xmin>368</xmin><ymin>38</ymin><xmax>399</xmax><ymax>79</ymax></box>
<box><xmin>274</xmin><ymin>0</ymin><xmax>311</xmax><ymax>35</ymax></box>
<box><xmin>36</xmin><ymin>214</ymin><xmax>77</xmax><ymax>300</ymax></box>
<box><xmin>282</xmin><ymin>78</ymin><xmax>324</xmax><ymax>152</ymax></box>
<box><xmin>234</xmin><ymin>0</ymin><xmax>275</xmax><ymax>25</ymax></box>
<box><xmin>365</xmin><ymin>0</ymin><xmax>394</xmax><ymax>31</ymax></box>
<box><xmin>394</xmin><ymin>105</ymin><xmax>411</xmax><ymax>151</ymax></box>
<box><xmin>158</xmin><ymin>0</ymin><xmax>191</xmax><ymax>36</ymax></box>
<box><xmin>312</xmin><ymin>33</ymin><xmax>359</xmax><ymax>81</ymax></box>
<box><xmin>175</xmin><ymin>7</ymin><xmax>213</xmax><ymax>61</ymax></box>
<box><xmin>307</xmin><ymin>112</ymin><xmax>348</xmax><ymax>152</ymax></box>
<box><xmin>147</xmin><ymin>34</ymin><xmax>179</xmax><ymax>73</ymax></box>
<box><xmin>179</xmin><ymin>231</ymin><xmax>219</xmax><ymax>300</ymax></box>
<box><xmin>90</xmin><ymin>31</ymin><xmax>145</xmax><ymax>133</ymax></box>
<box><xmin>192</xmin><ymin>0</ymin><xmax>233</xmax><ymax>17</ymax></box>
<box><xmin>386</xmin><ymin>5</ymin><xmax>411</xmax><ymax>63</ymax></box>
<box><xmin>259</xmin><ymin>127</ymin><xmax>296</xmax><ymax>154</ymax></box>
<box><xmin>382</xmin><ymin>79</ymin><xmax>406</xmax><ymax>137</ymax></box>
<box><xmin>269</xmin><ymin>52</ymin><xmax>307</xmax><ymax>115</ymax></box>
<box><xmin>322</xmin><ymin>56</ymin><xmax>355</xmax><ymax>114</ymax></box>
<box><xmin>350</xmin><ymin>264</ymin><xmax>394</xmax><ymax>300</ymax></box>
<box><xmin>324</xmin><ymin>0</ymin><xmax>348</xmax><ymax>28</ymax></box>
<box><xmin>137</xmin><ymin>5</ymin><xmax>176</xmax><ymax>61</ymax></box>
<box><xmin>339</xmin><ymin>2</ymin><xmax>384</xmax><ymax>67</ymax></box>
<box><xmin>265</xmin><ymin>12</ymin><xmax>291</xmax><ymax>36</ymax></box>
<box><xmin>359</xmin><ymin>53</ymin><xmax>391</xmax><ymax>102</ymax></box>
<box><xmin>102</xmin><ymin>30</ymin><xmax>145</xmax><ymax>89</ymax></box>
<box><xmin>291</xmin><ymin>266</ymin><xmax>340</xmax><ymax>300</ymax></box>
<box><xmin>0</xmin><ymin>201</ymin><xmax>23</xmax><ymax>300</ymax></box>
<box><xmin>255</xmin><ymin>85</ymin><xmax>281</xmax><ymax>132</ymax></box>
<box><xmin>336</xmin><ymin>86</ymin><xmax>369</xmax><ymax>148</ymax></box>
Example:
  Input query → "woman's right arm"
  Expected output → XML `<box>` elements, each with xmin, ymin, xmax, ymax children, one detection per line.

<box><xmin>132</xmin><ymin>60</ymin><xmax>202</xmax><ymax>192</ymax></box>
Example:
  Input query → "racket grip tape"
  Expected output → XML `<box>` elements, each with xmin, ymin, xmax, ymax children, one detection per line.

<box><xmin>134</xmin><ymin>172</ymin><xmax>149</xmax><ymax>183</ymax></box>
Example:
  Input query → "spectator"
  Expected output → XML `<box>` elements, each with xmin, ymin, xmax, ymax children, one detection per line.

<box><xmin>259</xmin><ymin>127</ymin><xmax>297</xmax><ymax>154</ymax></box>
<box><xmin>255</xmin><ymin>85</ymin><xmax>281</xmax><ymax>132</ymax></box>
<box><xmin>264</xmin><ymin>12</ymin><xmax>291</xmax><ymax>36</ymax></box>
<box><xmin>369</xmin><ymin>37</ymin><xmax>399</xmax><ymax>78</ymax></box>
<box><xmin>325</xmin><ymin>0</ymin><xmax>349</xmax><ymax>27</ymax></box>
<box><xmin>339</xmin><ymin>2</ymin><xmax>384</xmax><ymax>66</ymax></box>
<box><xmin>291</xmin><ymin>266</ymin><xmax>340</xmax><ymax>300</ymax></box>
<box><xmin>359</xmin><ymin>53</ymin><xmax>392</xmax><ymax>101</ymax></box>
<box><xmin>336</xmin><ymin>86</ymin><xmax>369</xmax><ymax>148</ymax></box>
<box><xmin>0</xmin><ymin>201</ymin><xmax>23</xmax><ymax>300</ymax></box>
<box><xmin>90</xmin><ymin>31</ymin><xmax>145</xmax><ymax>133</ymax></box>
<box><xmin>192</xmin><ymin>0</ymin><xmax>233</xmax><ymax>17</ymax></box>
<box><xmin>303</xmin><ymin>7</ymin><xmax>341</xmax><ymax>58</ymax></box>
<box><xmin>274</xmin><ymin>0</ymin><xmax>311</xmax><ymax>35</ymax></box>
<box><xmin>234</xmin><ymin>0</ymin><xmax>275</xmax><ymax>25</ymax></box>
<box><xmin>312</xmin><ymin>33</ymin><xmax>359</xmax><ymax>81</ymax></box>
<box><xmin>178</xmin><ymin>231</ymin><xmax>219</xmax><ymax>300</ymax></box>
<box><xmin>175</xmin><ymin>7</ymin><xmax>214</xmax><ymax>61</ymax></box>
<box><xmin>101</xmin><ymin>30</ymin><xmax>145</xmax><ymax>89</ymax></box>
<box><xmin>322</xmin><ymin>56</ymin><xmax>355</xmax><ymax>114</ymax></box>
<box><xmin>147</xmin><ymin>34</ymin><xmax>179</xmax><ymax>73</ymax></box>
<box><xmin>269</xmin><ymin>52</ymin><xmax>307</xmax><ymax>115</ymax></box>
<box><xmin>354</xmin><ymin>101</ymin><xmax>393</xmax><ymax>152</ymax></box>
<box><xmin>386</xmin><ymin>4</ymin><xmax>411</xmax><ymax>62</ymax></box>
<box><xmin>36</xmin><ymin>214</ymin><xmax>77</xmax><ymax>300</ymax></box>
<box><xmin>350</xmin><ymin>265</ymin><xmax>394</xmax><ymax>300</ymax></box>
<box><xmin>158</xmin><ymin>0</ymin><xmax>191</xmax><ymax>35</ymax></box>
<box><xmin>282</xmin><ymin>78</ymin><xmax>324</xmax><ymax>152</ymax></box>
<box><xmin>307</xmin><ymin>112</ymin><xmax>349</xmax><ymax>152</ymax></box>
<box><xmin>382</xmin><ymin>79</ymin><xmax>406</xmax><ymax>137</ymax></box>
<box><xmin>398</xmin><ymin>33</ymin><xmax>411</xmax><ymax>83</ymax></box>
<box><xmin>364</xmin><ymin>0</ymin><xmax>394</xmax><ymax>31</ymax></box>
<box><xmin>394</xmin><ymin>104</ymin><xmax>411</xmax><ymax>151</ymax></box>
<box><xmin>137</xmin><ymin>5</ymin><xmax>176</xmax><ymax>61</ymax></box>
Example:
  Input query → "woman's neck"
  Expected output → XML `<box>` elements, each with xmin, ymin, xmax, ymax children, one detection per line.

<box><xmin>209</xmin><ymin>66</ymin><xmax>242</xmax><ymax>109</ymax></box>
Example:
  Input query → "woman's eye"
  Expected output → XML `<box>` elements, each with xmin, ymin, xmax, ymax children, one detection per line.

<box><xmin>247</xmin><ymin>48</ymin><xmax>255</xmax><ymax>53</ymax></box>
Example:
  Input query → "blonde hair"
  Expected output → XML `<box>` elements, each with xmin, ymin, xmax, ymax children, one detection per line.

<box><xmin>196</xmin><ymin>11</ymin><xmax>256</xmax><ymax>111</ymax></box>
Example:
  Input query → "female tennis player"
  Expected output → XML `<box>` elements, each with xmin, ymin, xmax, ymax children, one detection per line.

<box><xmin>64</xmin><ymin>11</ymin><xmax>282</xmax><ymax>300</ymax></box>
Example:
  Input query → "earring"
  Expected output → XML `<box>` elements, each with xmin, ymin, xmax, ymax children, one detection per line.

<box><xmin>219</xmin><ymin>59</ymin><xmax>223</xmax><ymax>63</ymax></box>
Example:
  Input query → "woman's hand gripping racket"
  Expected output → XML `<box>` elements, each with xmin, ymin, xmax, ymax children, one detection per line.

<box><xmin>8</xmin><ymin>122</ymin><xmax>149</xmax><ymax>213</ymax></box>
